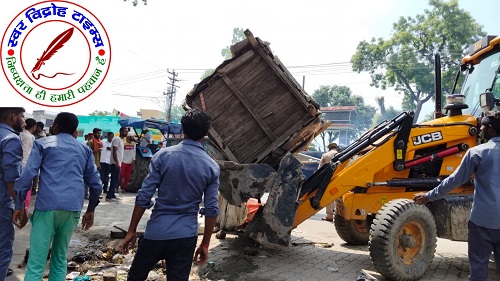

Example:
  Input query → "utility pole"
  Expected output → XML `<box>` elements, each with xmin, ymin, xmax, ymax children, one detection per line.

<box><xmin>164</xmin><ymin>69</ymin><xmax>179</xmax><ymax>122</ymax></box>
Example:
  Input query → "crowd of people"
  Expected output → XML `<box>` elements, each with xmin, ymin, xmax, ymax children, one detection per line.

<box><xmin>0</xmin><ymin>107</ymin><xmax>220</xmax><ymax>281</ymax></box>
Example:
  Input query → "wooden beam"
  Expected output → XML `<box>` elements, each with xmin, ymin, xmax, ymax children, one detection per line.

<box><xmin>220</xmin><ymin>74</ymin><xmax>277</xmax><ymax>141</ymax></box>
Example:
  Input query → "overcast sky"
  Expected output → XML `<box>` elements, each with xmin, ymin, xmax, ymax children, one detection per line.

<box><xmin>1</xmin><ymin>0</ymin><xmax>498</xmax><ymax>117</ymax></box>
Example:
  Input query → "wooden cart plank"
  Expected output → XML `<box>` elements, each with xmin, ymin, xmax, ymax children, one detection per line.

<box><xmin>221</xmin><ymin>74</ymin><xmax>276</xmax><ymax>141</ymax></box>
<box><xmin>258</xmin><ymin>89</ymin><xmax>295</xmax><ymax>125</ymax></box>
<box><xmin>231</xmin><ymin>57</ymin><xmax>269</xmax><ymax>87</ymax></box>
<box><xmin>273</xmin><ymin>107</ymin><xmax>310</xmax><ymax>136</ymax></box>
<box><xmin>225</xmin><ymin>118</ymin><xmax>263</xmax><ymax>148</ymax></box>
<box><xmin>254</xmin><ymin>84</ymin><xmax>289</xmax><ymax>114</ymax></box>
<box><xmin>217</xmin><ymin>110</ymin><xmax>253</xmax><ymax>141</ymax></box>
<box><xmin>238</xmin><ymin>132</ymin><xmax>273</xmax><ymax>162</ymax></box>
<box><xmin>227</xmin><ymin>55</ymin><xmax>267</xmax><ymax>85</ymax></box>
<box><xmin>189</xmin><ymin>102</ymin><xmax>238</xmax><ymax>162</ymax></box>
<box><xmin>240</xmin><ymin>71</ymin><xmax>276</xmax><ymax>106</ymax></box>
<box><xmin>218</xmin><ymin>49</ymin><xmax>255</xmax><ymax>76</ymax></box>
<box><xmin>210</xmin><ymin>92</ymin><xmax>240</xmax><ymax>121</ymax></box>
<box><xmin>202</xmin><ymin>82</ymin><xmax>233</xmax><ymax>112</ymax></box>
<box><xmin>218</xmin><ymin>109</ymin><xmax>254</xmax><ymax>137</ymax></box>
<box><xmin>245</xmin><ymin>32</ymin><xmax>311</xmax><ymax>111</ymax></box>
<box><xmin>270</xmin><ymin>99</ymin><xmax>305</xmax><ymax>132</ymax></box>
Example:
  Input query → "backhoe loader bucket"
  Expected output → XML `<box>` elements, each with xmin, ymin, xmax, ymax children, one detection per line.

<box><xmin>245</xmin><ymin>154</ymin><xmax>305</xmax><ymax>246</ymax></box>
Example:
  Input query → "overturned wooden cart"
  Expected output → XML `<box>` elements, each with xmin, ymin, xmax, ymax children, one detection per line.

<box><xmin>186</xmin><ymin>30</ymin><xmax>325</xmax><ymax>245</ymax></box>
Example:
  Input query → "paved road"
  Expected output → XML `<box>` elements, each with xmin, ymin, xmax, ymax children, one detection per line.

<box><xmin>7</xmin><ymin>193</ymin><xmax>500</xmax><ymax>281</ymax></box>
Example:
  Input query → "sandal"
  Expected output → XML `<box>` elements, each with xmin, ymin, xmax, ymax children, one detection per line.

<box><xmin>321</xmin><ymin>217</ymin><xmax>333</xmax><ymax>222</ymax></box>
<box><xmin>6</xmin><ymin>268</ymin><xmax>13</xmax><ymax>276</ymax></box>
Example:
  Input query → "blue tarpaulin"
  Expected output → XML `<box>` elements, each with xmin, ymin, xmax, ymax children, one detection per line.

<box><xmin>118</xmin><ymin>118</ymin><xmax>182</xmax><ymax>135</ymax></box>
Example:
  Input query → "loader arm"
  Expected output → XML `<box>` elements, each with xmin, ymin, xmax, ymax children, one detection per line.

<box><xmin>294</xmin><ymin>112</ymin><xmax>478</xmax><ymax>227</ymax></box>
<box><xmin>293</xmin><ymin>111</ymin><xmax>414</xmax><ymax>226</ymax></box>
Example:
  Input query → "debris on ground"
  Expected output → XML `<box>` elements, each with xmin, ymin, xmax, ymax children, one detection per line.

<box><xmin>327</xmin><ymin>262</ymin><xmax>339</xmax><ymax>272</ymax></box>
<box><xmin>356</xmin><ymin>269</ymin><xmax>378</xmax><ymax>281</ymax></box>
<box><xmin>291</xmin><ymin>241</ymin><xmax>334</xmax><ymax>248</ymax></box>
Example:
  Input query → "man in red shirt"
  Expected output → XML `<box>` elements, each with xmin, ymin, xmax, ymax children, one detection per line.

<box><xmin>120</xmin><ymin>132</ymin><xmax>136</xmax><ymax>192</ymax></box>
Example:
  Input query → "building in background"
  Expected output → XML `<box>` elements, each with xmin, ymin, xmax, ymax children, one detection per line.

<box><xmin>76</xmin><ymin>116</ymin><xmax>122</xmax><ymax>141</ymax></box>
<box><xmin>320</xmin><ymin>106</ymin><xmax>357</xmax><ymax>147</ymax></box>
<box><xmin>137</xmin><ymin>109</ymin><xmax>165</xmax><ymax>120</ymax></box>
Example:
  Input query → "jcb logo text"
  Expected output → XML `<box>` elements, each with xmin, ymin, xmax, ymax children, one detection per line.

<box><xmin>412</xmin><ymin>131</ymin><xmax>443</xmax><ymax>146</ymax></box>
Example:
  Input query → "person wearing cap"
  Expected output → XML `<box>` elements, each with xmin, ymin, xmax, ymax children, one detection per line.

<box><xmin>119</xmin><ymin>131</ymin><xmax>136</xmax><ymax>192</ymax></box>
<box><xmin>414</xmin><ymin>110</ymin><xmax>500</xmax><ymax>281</ymax></box>
<box><xmin>139</xmin><ymin>129</ymin><xmax>152</xmax><ymax>148</ymax></box>
<box><xmin>318</xmin><ymin>142</ymin><xmax>339</xmax><ymax>221</ymax></box>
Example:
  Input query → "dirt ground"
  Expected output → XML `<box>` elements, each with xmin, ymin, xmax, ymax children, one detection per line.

<box><xmin>9</xmin><ymin>192</ymin><xmax>268</xmax><ymax>281</ymax></box>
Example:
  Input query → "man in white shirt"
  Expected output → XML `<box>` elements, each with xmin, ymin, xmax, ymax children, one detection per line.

<box><xmin>99</xmin><ymin>132</ymin><xmax>114</xmax><ymax>193</ymax></box>
<box><xmin>119</xmin><ymin>132</ymin><xmax>136</xmax><ymax>192</ymax></box>
<box><xmin>106</xmin><ymin>127</ymin><xmax>127</xmax><ymax>202</ymax></box>
<box><xmin>19</xmin><ymin>118</ymin><xmax>37</xmax><ymax>167</ymax></box>
<box><xmin>139</xmin><ymin>129</ymin><xmax>152</xmax><ymax>148</ymax></box>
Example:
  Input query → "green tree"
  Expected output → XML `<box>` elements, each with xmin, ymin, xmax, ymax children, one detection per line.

<box><xmin>312</xmin><ymin>85</ymin><xmax>376</xmax><ymax>138</ymax></box>
<box><xmin>221</xmin><ymin>27</ymin><xmax>246</xmax><ymax>60</ymax></box>
<box><xmin>351</xmin><ymin>0</ymin><xmax>485</xmax><ymax>122</ymax></box>
<box><xmin>169</xmin><ymin>105</ymin><xmax>185</xmax><ymax>123</ymax></box>
<box><xmin>373</xmin><ymin>96</ymin><xmax>401</xmax><ymax>124</ymax></box>
<box><xmin>89</xmin><ymin>110</ymin><xmax>111</xmax><ymax>116</ymax></box>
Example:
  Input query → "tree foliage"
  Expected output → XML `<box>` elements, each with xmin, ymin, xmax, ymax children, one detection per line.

<box><xmin>221</xmin><ymin>28</ymin><xmax>246</xmax><ymax>60</ymax></box>
<box><xmin>351</xmin><ymin>0</ymin><xmax>485</xmax><ymax>122</ymax></box>
<box><xmin>312</xmin><ymin>85</ymin><xmax>376</xmax><ymax>138</ymax></box>
<box><xmin>89</xmin><ymin>110</ymin><xmax>111</xmax><ymax>116</ymax></box>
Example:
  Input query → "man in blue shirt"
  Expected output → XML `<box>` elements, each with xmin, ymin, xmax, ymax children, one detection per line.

<box><xmin>0</xmin><ymin>107</ymin><xmax>25</xmax><ymax>280</ymax></box>
<box><xmin>120</xmin><ymin>109</ymin><xmax>220</xmax><ymax>281</ymax></box>
<box><xmin>414</xmin><ymin>111</ymin><xmax>500</xmax><ymax>281</ymax></box>
<box><xmin>12</xmin><ymin>112</ymin><xmax>102</xmax><ymax>281</ymax></box>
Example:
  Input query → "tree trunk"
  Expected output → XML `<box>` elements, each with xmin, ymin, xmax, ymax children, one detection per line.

<box><xmin>376</xmin><ymin>97</ymin><xmax>387</xmax><ymax>119</ymax></box>
<box><xmin>413</xmin><ymin>100</ymin><xmax>423</xmax><ymax>124</ymax></box>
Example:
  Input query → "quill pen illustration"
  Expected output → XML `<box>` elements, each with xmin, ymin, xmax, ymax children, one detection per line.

<box><xmin>31</xmin><ymin>27</ymin><xmax>75</xmax><ymax>80</ymax></box>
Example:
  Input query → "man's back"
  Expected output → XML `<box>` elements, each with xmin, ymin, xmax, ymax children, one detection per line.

<box><xmin>17</xmin><ymin>133</ymin><xmax>101</xmax><ymax>211</ymax></box>
<box><xmin>137</xmin><ymin>140</ymin><xmax>219</xmax><ymax>240</ymax></box>
<box><xmin>467</xmin><ymin>138</ymin><xmax>500</xmax><ymax>228</ymax></box>
<box><xmin>0</xmin><ymin>124</ymin><xmax>22</xmax><ymax>209</ymax></box>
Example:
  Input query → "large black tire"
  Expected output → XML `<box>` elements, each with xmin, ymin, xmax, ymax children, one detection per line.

<box><xmin>369</xmin><ymin>199</ymin><xmax>437</xmax><ymax>281</ymax></box>
<box><xmin>334</xmin><ymin>213</ymin><xmax>371</xmax><ymax>245</ymax></box>
<box><xmin>126</xmin><ymin>152</ymin><xmax>151</xmax><ymax>192</ymax></box>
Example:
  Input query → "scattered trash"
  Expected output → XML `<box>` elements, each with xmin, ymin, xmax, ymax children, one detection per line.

<box><xmin>327</xmin><ymin>262</ymin><xmax>339</xmax><ymax>272</ymax></box>
<box><xmin>71</xmin><ymin>254</ymin><xmax>91</xmax><ymax>264</ymax></box>
<box><xmin>291</xmin><ymin>242</ymin><xmax>334</xmax><ymax>247</ymax></box>
<box><xmin>67</xmin><ymin>261</ymin><xmax>79</xmax><ymax>270</ymax></box>
<box><xmin>258</xmin><ymin>255</ymin><xmax>267</xmax><ymax>258</ymax></box>
<box><xmin>66</xmin><ymin>271</ymin><xmax>80</xmax><ymax>280</ymax></box>
<box><xmin>73</xmin><ymin>276</ymin><xmax>91</xmax><ymax>281</ymax></box>
<box><xmin>356</xmin><ymin>269</ymin><xmax>377</xmax><ymax>281</ymax></box>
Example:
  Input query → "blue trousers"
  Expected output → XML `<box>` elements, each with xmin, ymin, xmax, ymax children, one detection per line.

<box><xmin>0</xmin><ymin>208</ymin><xmax>14</xmax><ymax>281</ymax></box>
<box><xmin>128</xmin><ymin>236</ymin><xmax>197</xmax><ymax>281</ymax></box>
<box><xmin>106</xmin><ymin>164</ymin><xmax>120</xmax><ymax>199</ymax></box>
<box><xmin>468</xmin><ymin>220</ymin><xmax>500</xmax><ymax>281</ymax></box>
<box><xmin>99</xmin><ymin>162</ymin><xmax>111</xmax><ymax>192</ymax></box>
